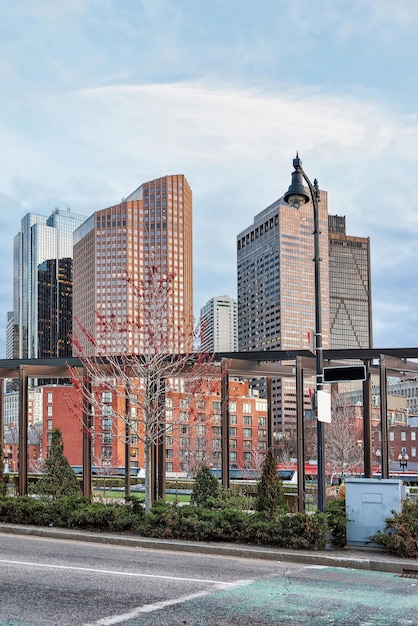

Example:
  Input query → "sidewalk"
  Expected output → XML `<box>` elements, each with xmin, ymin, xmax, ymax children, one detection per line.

<box><xmin>1</xmin><ymin>522</ymin><xmax>417</xmax><ymax>575</ymax></box>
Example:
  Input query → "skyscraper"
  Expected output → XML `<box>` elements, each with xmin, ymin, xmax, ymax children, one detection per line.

<box><xmin>328</xmin><ymin>215</ymin><xmax>372</xmax><ymax>349</ymax></box>
<box><xmin>12</xmin><ymin>208</ymin><xmax>88</xmax><ymax>359</ymax></box>
<box><xmin>237</xmin><ymin>191</ymin><xmax>330</xmax><ymax>435</ymax></box>
<box><xmin>200</xmin><ymin>295</ymin><xmax>237</xmax><ymax>353</ymax></box>
<box><xmin>73</xmin><ymin>174</ymin><xmax>193</xmax><ymax>355</ymax></box>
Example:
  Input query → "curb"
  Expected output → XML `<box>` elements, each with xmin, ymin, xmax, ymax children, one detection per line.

<box><xmin>1</xmin><ymin>523</ymin><xmax>417</xmax><ymax>575</ymax></box>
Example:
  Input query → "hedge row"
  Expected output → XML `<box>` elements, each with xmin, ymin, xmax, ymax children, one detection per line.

<box><xmin>0</xmin><ymin>495</ymin><xmax>329</xmax><ymax>551</ymax></box>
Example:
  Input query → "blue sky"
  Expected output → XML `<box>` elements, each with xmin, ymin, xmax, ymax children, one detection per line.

<box><xmin>1</xmin><ymin>0</ymin><xmax>418</xmax><ymax>354</ymax></box>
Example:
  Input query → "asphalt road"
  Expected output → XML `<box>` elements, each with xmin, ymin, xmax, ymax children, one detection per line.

<box><xmin>0</xmin><ymin>533</ymin><xmax>418</xmax><ymax>625</ymax></box>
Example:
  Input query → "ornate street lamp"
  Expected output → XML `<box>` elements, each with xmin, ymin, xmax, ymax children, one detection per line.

<box><xmin>398</xmin><ymin>451</ymin><xmax>409</xmax><ymax>473</ymax></box>
<box><xmin>284</xmin><ymin>153</ymin><xmax>326</xmax><ymax>512</ymax></box>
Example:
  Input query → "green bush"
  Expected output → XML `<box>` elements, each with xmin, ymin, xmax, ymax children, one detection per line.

<box><xmin>256</xmin><ymin>448</ymin><xmax>286</xmax><ymax>518</ymax></box>
<box><xmin>371</xmin><ymin>500</ymin><xmax>418</xmax><ymax>558</ymax></box>
<box><xmin>190</xmin><ymin>465</ymin><xmax>220</xmax><ymax>507</ymax></box>
<box><xmin>0</xmin><ymin>492</ymin><xmax>328</xmax><ymax>551</ymax></box>
<box><xmin>326</xmin><ymin>498</ymin><xmax>347</xmax><ymax>547</ymax></box>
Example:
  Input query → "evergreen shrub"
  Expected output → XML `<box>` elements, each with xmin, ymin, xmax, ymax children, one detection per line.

<box><xmin>371</xmin><ymin>500</ymin><xmax>418</xmax><ymax>558</ymax></box>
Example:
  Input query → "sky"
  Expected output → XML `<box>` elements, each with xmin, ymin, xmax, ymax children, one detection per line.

<box><xmin>1</xmin><ymin>0</ymin><xmax>418</xmax><ymax>355</ymax></box>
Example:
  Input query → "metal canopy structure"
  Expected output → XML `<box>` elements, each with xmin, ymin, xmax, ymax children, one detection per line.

<box><xmin>1</xmin><ymin>348</ymin><xmax>418</xmax><ymax>509</ymax></box>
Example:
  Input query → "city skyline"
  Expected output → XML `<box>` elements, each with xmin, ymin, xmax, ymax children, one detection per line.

<box><xmin>1</xmin><ymin>2</ymin><xmax>418</xmax><ymax>354</ymax></box>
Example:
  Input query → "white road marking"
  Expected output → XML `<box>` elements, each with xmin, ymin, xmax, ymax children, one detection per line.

<box><xmin>84</xmin><ymin>579</ymin><xmax>253</xmax><ymax>626</ymax></box>
<box><xmin>0</xmin><ymin>557</ymin><xmax>243</xmax><ymax>585</ymax></box>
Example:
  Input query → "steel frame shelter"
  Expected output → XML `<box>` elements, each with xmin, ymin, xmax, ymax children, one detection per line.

<box><xmin>2</xmin><ymin>348</ymin><xmax>418</xmax><ymax>511</ymax></box>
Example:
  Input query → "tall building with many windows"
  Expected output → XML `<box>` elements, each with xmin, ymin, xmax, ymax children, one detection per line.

<box><xmin>12</xmin><ymin>208</ymin><xmax>88</xmax><ymax>359</ymax></box>
<box><xmin>200</xmin><ymin>295</ymin><xmax>237</xmax><ymax>353</ymax></box>
<box><xmin>237</xmin><ymin>188</ymin><xmax>373</xmax><ymax>438</ymax></box>
<box><xmin>237</xmin><ymin>191</ymin><xmax>330</xmax><ymax>435</ymax></box>
<box><xmin>73</xmin><ymin>175</ymin><xmax>193</xmax><ymax>355</ymax></box>
<box><xmin>328</xmin><ymin>215</ymin><xmax>372</xmax><ymax>349</ymax></box>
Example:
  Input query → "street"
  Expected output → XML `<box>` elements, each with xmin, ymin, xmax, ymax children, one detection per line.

<box><xmin>0</xmin><ymin>533</ymin><xmax>417</xmax><ymax>625</ymax></box>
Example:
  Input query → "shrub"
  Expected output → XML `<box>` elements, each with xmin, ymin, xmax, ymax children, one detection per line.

<box><xmin>326</xmin><ymin>498</ymin><xmax>347</xmax><ymax>547</ymax></box>
<box><xmin>32</xmin><ymin>429</ymin><xmax>81</xmax><ymax>499</ymax></box>
<box><xmin>371</xmin><ymin>500</ymin><xmax>418</xmax><ymax>558</ymax></box>
<box><xmin>190</xmin><ymin>465</ymin><xmax>220</xmax><ymax>507</ymax></box>
<box><xmin>256</xmin><ymin>448</ymin><xmax>285</xmax><ymax>517</ymax></box>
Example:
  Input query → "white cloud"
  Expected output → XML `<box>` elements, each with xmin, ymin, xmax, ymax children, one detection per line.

<box><xmin>1</xmin><ymin>79</ymin><xmax>418</xmax><ymax>352</ymax></box>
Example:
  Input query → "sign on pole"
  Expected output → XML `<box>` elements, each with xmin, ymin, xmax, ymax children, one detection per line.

<box><xmin>317</xmin><ymin>389</ymin><xmax>331</xmax><ymax>423</ymax></box>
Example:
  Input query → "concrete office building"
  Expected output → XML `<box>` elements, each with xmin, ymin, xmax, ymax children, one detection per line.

<box><xmin>12</xmin><ymin>208</ymin><xmax>88</xmax><ymax>359</ymax></box>
<box><xmin>73</xmin><ymin>175</ymin><xmax>193</xmax><ymax>356</ymax></box>
<box><xmin>237</xmin><ymin>191</ymin><xmax>330</xmax><ymax>436</ymax></box>
<box><xmin>200</xmin><ymin>295</ymin><xmax>237</xmax><ymax>353</ymax></box>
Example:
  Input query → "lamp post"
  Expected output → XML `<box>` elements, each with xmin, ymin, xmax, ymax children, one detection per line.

<box><xmin>398</xmin><ymin>451</ymin><xmax>409</xmax><ymax>473</ymax></box>
<box><xmin>284</xmin><ymin>153</ymin><xmax>326</xmax><ymax>512</ymax></box>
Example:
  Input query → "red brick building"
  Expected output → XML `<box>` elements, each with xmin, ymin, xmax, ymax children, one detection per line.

<box><xmin>39</xmin><ymin>379</ymin><xmax>269</xmax><ymax>475</ymax></box>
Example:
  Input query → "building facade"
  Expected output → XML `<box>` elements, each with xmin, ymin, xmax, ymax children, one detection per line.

<box><xmin>328</xmin><ymin>215</ymin><xmax>372</xmax><ymax>349</ymax></box>
<box><xmin>73</xmin><ymin>175</ymin><xmax>193</xmax><ymax>355</ymax></box>
<box><xmin>12</xmin><ymin>208</ymin><xmax>87</xmax><ymax>359</ymax></box>
<box><xmin>237</xmin><ymin>191</ymin><xmax>330</xmax><ymax>436</ymax></box>
<box><xmin>39</xmin><ymin>379</ymin><xmax>268</xmax><ymax>475</ymax></box>
<box><xmin>200</xmin><ymin>295</ymin><xmax>237</xmax><ymax>352</ymax></box>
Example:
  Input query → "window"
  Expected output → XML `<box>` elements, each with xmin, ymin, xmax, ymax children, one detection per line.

<box><xmin>229</xmin><ymin>439</ymin><xmax>237</xmax><ymax>449</ymax></box>
<box><xmin>243</xmin><ymin>440</ymin><xmax>252</xmax><ymax>449</ymax></box>
<box><xmin>47</xmin><ymin>406</ymin><xmax>53</xmax><ymax>417</ymax></box>
<box><xmin>102</xmin><ymin>432</ymin><xmax>112</xmax><ymax>444</ymax></box>
<box><xmin>47</xmin><ymin>393</ymin><xmax>53</xmax><ymax>404</ymax></box>
<box><xmin>212</xmin><ymin>401</ymin><xmax>221</xmax><ymax>410</ymax></box>
<box><xmin>166</xmin><ymin>448</ymin><xmax>173</xmax><ymax>459</ymax></box>
<box><xmin>180</xmin><ymin>425</ymin><xmax>189</xmax><ymax>434</ymax></box>
<box><xmin>258</xmin><ymin>416</ymin><xmax>266</xmax><ymax>426</ymax></box>
<box><xmin>243</xmin><ymin>428</ymin><xmax>252</xmax><ymax>438</ymax></box>
<box><xmin>258</xmin><ymin>429</ymin><xmax>267</xmax><ymax>439</ymax></box>
<box><xmin>166</xmin><ymin>462</ymin><xmax>173</xmax><ymax>472</ymax></box>
<box><xmin>165</xmin><ymin>409</ymin><xmax>173</xmax><ymax>421</ymax></box>
<box><xmin>229</xmin><ymin>427</ymin><xmax>237</xmax><ymax>437</ymax></box>
<box><xmin>196</xmin><ymin>425</ymin><xmax>206</xmax><ymax>435</ymax></box>
<box><xmin>401</xmin><ymin>431</ymin><xmax>407</xmax><ymax>441</ymax></box>
<box><xmin>411</xmin><ymin>447</ymin><xmax>417</xmax><ymax>458</ymax></box>
<box><xmin>389</xmin><ymin>432</ymin><xmax>394</xmax><ymax>441</ymax></box>
<box><xmin>243</xmin><ymin>415</ymin><xmax>252</xmax><ymax>425</ymax></box>
<box><xmin>243</xmin><ymin>403</ymin><xmax>252</xmax><ymax>413</ymax></box>
<box><xmin>102</xmin><ymin>446</ymin><xmax>112</xmax><ymax>458</ymax></box>
<box><xmin>243</xmin><ymin>452</ymin><xmax>252</xmax><ymax>462</ymax></box>
<box><xmin>102</xmin><ymin>418</ymin><xmax>112</xmax><ymax>430</ymax></box>
<box><xmin>212</xmin><ymin>426</ymin><xmax>221</xmax><ymax>436</ymax></box>
<box><xmin>212</xmin><ymin>414</ymin><xmax>221</xmax><ymax>423</ymax></box>
<box><xmin>229</xmin><ymin>451</ymin><xmax>237</xmax><ymax>462</ymax></box>
<box><xmin>229</xmin><ymin>402</ymin><xmax>237</xmax><ymax>412</ymax></box>
<box><xmin>180</xmin><ymin>411</ymin><xmax>188</xmax><ymax>421</ymax></box>
<box><xmin>180</xmin><ymin>437</ymin><xmax>189</xmax><ymax>448</ymax></box>
<box><xmin>102</xmin><ymin>405</ymin><xmax>112</xmax><ymax>416</ymax></box>
<box><xmin>230</xmin><ymin>414</ymin><xmax>237</xmax><ymax>424</ymax></box>
<box><xmin>166</xmin><ymin>436</ymin><xmax>173</xmax><ymax>446</ymax></box>
<box><xmin>47</xmin><ymin>419</ymin><xmax>53</xmax><ymax>430</ymax></box>
<box><xmin>412</xmin><ymin>432</ymin><xmax>416</xmax><ymax>441</ymax></box>
<box><xmin>102</xmin><ymin>391</ymin><xmax>112</xmax><ymax>403</ymax></box>
<box><xmin>197</xmin><ymin>438</ymin><xmax>206</xmax><ymax>448</ymax></box>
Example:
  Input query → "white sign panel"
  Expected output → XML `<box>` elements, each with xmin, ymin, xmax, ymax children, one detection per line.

<box><xmin>317</xmin><ymin>389</ymin><xmax>331</xmax><ymax>423</ymax></box>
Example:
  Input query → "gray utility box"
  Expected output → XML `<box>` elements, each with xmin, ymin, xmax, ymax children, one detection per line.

<box><xmin>345</xmin><ymin>478</ymin><xmax>405</xmax><ymax>547</ymax></box>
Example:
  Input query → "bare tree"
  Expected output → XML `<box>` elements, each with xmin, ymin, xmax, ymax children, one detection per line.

<box><xmin>70</xmin><ymin>264</ymin><xmax>221</xmax><ymax>511</ymax></box>
<box><xmin>324</xmin><ymin>391</ymin><xmax>364</xmax><ymax>479</ymax></box>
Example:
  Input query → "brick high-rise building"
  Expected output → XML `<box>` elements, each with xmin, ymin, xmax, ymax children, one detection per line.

<box><xmin>73</xmin><ymin>175</ymin><xmax>193</xmax><ymax>355</ymax></box>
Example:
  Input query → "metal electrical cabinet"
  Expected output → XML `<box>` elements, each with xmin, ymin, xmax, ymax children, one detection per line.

<box><xmin>345</xmin><ymin>478</ymin><xmax>405</xmax><ymax>547</ymax></box>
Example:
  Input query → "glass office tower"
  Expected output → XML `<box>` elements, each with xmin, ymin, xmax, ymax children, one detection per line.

<box><xmin>13</xmin><ymin>208</ymin><xmax>88</xmax><ymax>359</ymax></box>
